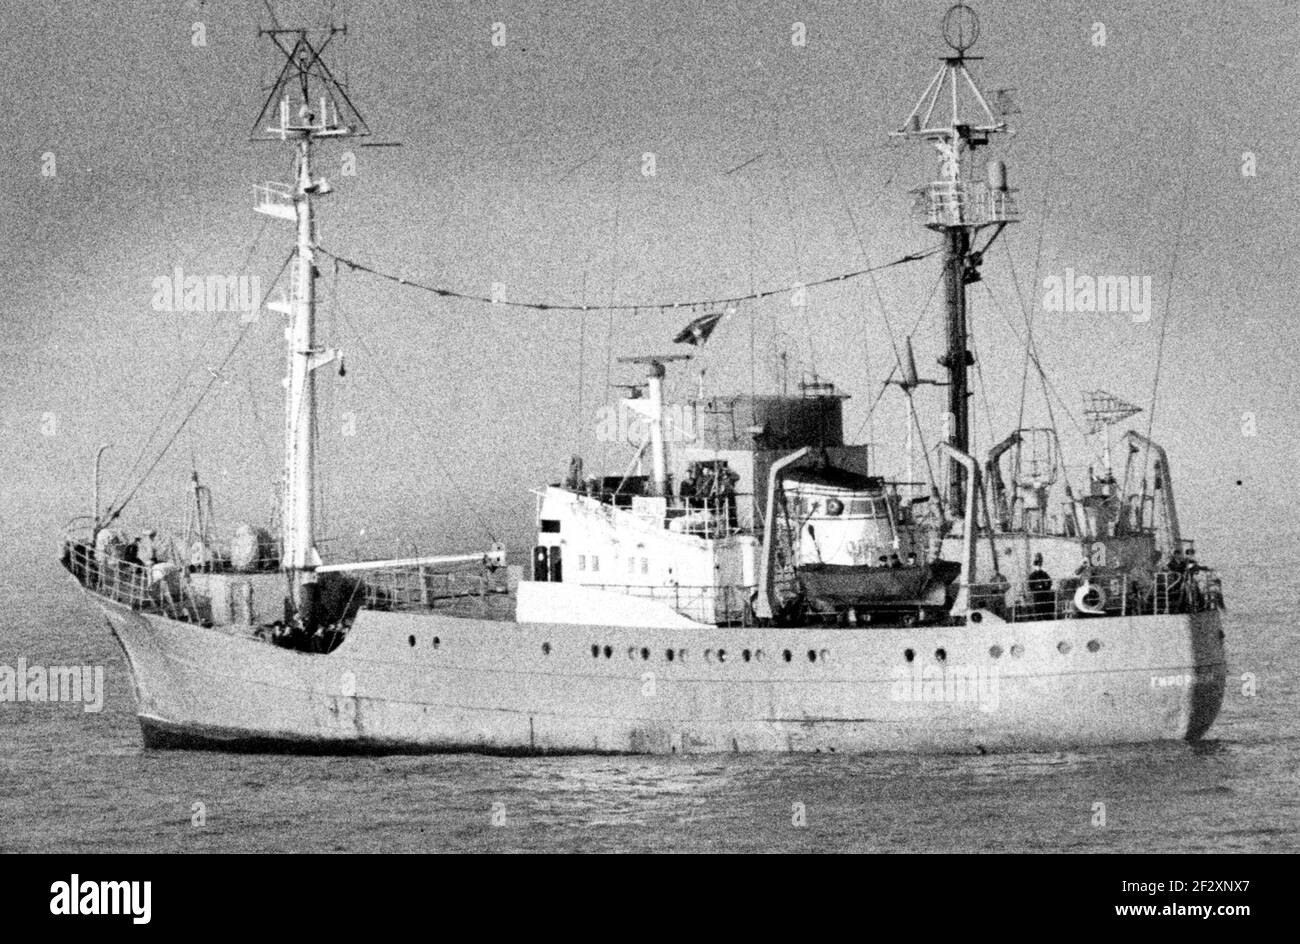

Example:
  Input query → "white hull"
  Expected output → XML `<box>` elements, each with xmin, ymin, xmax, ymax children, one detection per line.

<box><xmin>96</xmin><ymin>598</ymin><xmax>1226</xmax><ymax>755</ymax></box>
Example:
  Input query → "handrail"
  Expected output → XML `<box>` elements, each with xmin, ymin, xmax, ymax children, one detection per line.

<box><xmin>61</xmin><ymin>539</ymin><xmax>200</xmax><ymax>621</ymax></box>
<box><xmin>965</xmin><ymin>567</ymin><xmax>1223</xmax><ymax>622</ymax></box>
<box><xmin>361</xmin><ymin>563</ymin><xmax>507</xmax><ymax>612</ymax></box>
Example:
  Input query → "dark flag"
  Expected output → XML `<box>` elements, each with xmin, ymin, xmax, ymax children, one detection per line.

<box><xmin>673</xmin><ymin>310</ymin><xmax>725</xmax><ymax>346</ymax></box>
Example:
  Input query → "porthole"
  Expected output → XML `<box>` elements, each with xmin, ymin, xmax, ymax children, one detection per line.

<box><xmin>783</xmin><ymin>649</ymin><xmax>792</xmax><ymax>662</ymax></box>
<box><xmin>718</xmin><ymin>649</ymin><xmax>728</xmax><ymax>663</ymax></box>
<box><xmin>1057</xmin><ymin>641</ymin><xmax>1072</xmax><ymax>655</ymax></box>
<box><xmin>755</xmin><ymin>649</ymin><xmax>765</xmax><ymax>662</ymax></box>
<box><xmin>627</xmin><ymin>646</ymin><xmax>637</xmax><ymax>661</ymax></box>
<box><xmin>432</xmin><ymin>637</ymin><xmax>441</xmax><ymax>649</ymax></box>
<box><xmin>542</xmin><ymin>642</ymin><xmax>552</xmax><ymax>656</ymax></box>
<box><xmin>678</xmin><ymin>649</ymin><xmax>688</xmax><ymax>662</ymax></box>
<box><xmin>742</xmin><ymin>649</ymin><xmax>752</xmax><ymax>662</ymax></box>
<box><xmin>935</xmin><ymin>647</ymin><xmax>947</xmax><ymax>663</ymax></box>
<box><xmin>705</xmin><ymin>649</ymin><xmax>714</xmax><ymax>662</ymax></box>
<box><xmin>970</xmin><ymin>611</ymin><xmax>983</xmax><ymax>624</ymax></box>
<box><xmin>1087</xmin><ymin>639</ymin><xmax>1102</xmax><ymax>653</ymax></box>
<box><xmin>640</xmin><ymin>647</ymin><xmax>650</xmax><ymax>661</ymax></box>
<box><xmin>904</xmin><ymin>648</ymin><xmax>915</xmax><ymax>663</ymax></box>
<box><xmin>603</xmin><ymin>645</ymin><xmax>612</xmax><ymax>659</ymax></box>
<box><xmin>666</xmin><ymin>649</ymin><xmax>675</xmax><ymax>662</ymax></box>
<box><xmin>408</xmin><ymin>635</ymin><xmax>416</xmax><ymax>648</ymax></box>
<box><xmin>1010</xmin><ymin>644</ymin><xmax>1024</xmax><ymax>658</ymax></box>
<box><xmin>989</xmin><ymin>645</ymin><xmax>1003</xmax><ymax>659</ymax></box>
<box><xmin>807</xmin><ymin>649</ymin><xmax>817</xmax><ymax>663</ymax></box>
<box><xmin>591</xmin><ymin>644</ymin><xmax>600</xmax><ymax>659</ymax></box>
<box><xmin>819</xmin><ymin>649</ymin><xmax>829</xmax><ymax>662</ymax></box>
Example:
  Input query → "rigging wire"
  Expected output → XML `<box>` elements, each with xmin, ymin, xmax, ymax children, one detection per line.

<box><xmin>574</xmin><ymin>267</ymin><xmax>589</xmax><ymax>456</ymax></box>
<box><xmin>744</xmin><ymin>185</ymin><xmax>759</xmax><ymax>403</ymax></box>
<box><xmin>968</xmin><ymin>307</ymin><xmax>997</xmax><ymax>454</ymax></box>
<box><xmin>1138</xmin><ymin>144</ymin><xmax>1196</xmax><ymax>521</ymax></box>
<box><xmin>108</xmin><ymin>246</ymin><xmax>296</xmax><ymax>522</ymax></box>
<box><xmin>980</xmin><ymin>276</ymin><xmax>1085</xmax><ymax>437</ymax></box>
<box><xmin>107</xmin><ymin>144</ymin><xmax>298</xmax><ymax>510</ymax></box>
<box><xmin>1013</xmin><ymin>141</ymin><xmax>1054</xmax><ymax>433</ymax></box>
<box><xmin>330</xmin><ymin>280</ymin><xmax>501</xmax><ymax>546</ymax></box>
<box><xmin>107</xmin><ymin>218</ymin><xmax>274</xmax><ymax>514</ymax></box>
<box><xmin>765</xmin><ymin>92</ymin><xmax>818</xmax><ymax>377</ymax></box>
<box><xmin>314</xmin><ymin>244</ymin><xmax>940</xmax><ymax>314</ymax></box>
<box><xmin>817</xmin><ymin>137</ymin><xmax>910</xmax><ymax>388</ymax></box>
<box><xmin>102</xmin><ymin>255</ymin><xmax>284</xmax><ymax>528</ymax></box>
<box><xmin>1143</xmin><ymin>157</ymin><xmax>1194</xmax><ymax>456</ymax></box>
<box><xmin>601</xmin><ymin>175</ymin><xmax>627</xmax><ymax>476</ymax></box>
<box><xmin>849</xmin><ymin>268</ymin><xmax>944</xmax><ymax>444</ymax></box>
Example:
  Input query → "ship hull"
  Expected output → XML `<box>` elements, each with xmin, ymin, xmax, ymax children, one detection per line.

<box><xmin>97</xmin><ymin>598</ymin><xmax>1226</xmax><ymax>755</ymax></box>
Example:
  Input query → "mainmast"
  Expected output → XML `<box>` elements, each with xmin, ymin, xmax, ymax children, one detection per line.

<box><xmin>253</xmin><ymin>27</ymin><xmax>370</xmax><ymax>631</ymax></box>
<box><xmin>893</xmin><ymin>5</ymin><xmax>1016</xmax><ymax>516</ymax></box>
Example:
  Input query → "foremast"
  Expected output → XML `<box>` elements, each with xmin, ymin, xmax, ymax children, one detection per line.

<box><xmin>892</xmin><ymin>4</ymin><xmax>1017</xmax><ymax>517</ymax></box>
<box><xmin>253</xmin><ymin>27</ymin><xmax>369</xmax><ymax>631</ymax></box>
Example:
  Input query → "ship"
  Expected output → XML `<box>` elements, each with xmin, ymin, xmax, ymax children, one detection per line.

<box><xmin>61</xmin><ymin>8</ymin><xmax>1226</xmax><ymax>755</ymax></box>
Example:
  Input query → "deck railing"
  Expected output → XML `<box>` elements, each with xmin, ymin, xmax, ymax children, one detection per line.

<box><xmin>968</xmin><ymin>568</ymin><xmax>1224</xmax><ymax>622</ymax></box>
<box><xmin>62</xmin><ymin>539</ymin><xmax>202</xmax><ymax>621</ymax></box>
<box><xmin>361</xmin><ymin>565</ymin><xmax>507</xmax><ymax>612</ymax></box>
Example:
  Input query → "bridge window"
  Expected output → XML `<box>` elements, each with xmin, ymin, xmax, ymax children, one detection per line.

<box><xmin>540</xmin><ymin>519</ymin><xmax>561</xmax><ymax>533</ymax></box>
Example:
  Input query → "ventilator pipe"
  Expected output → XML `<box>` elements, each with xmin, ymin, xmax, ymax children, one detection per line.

<box><xmin>754</xmin><ymin>447</ymin><xmax>810</xmax><ymax>621</ymax></box>
<box><xmin>985</xmin><ymin>431</ymin><xmax>1021</xmax><ymax>531</ymax></box>
<box><xmin>1122</xmin><ymin>430</ymin><xmax>1181</xmax><ymax>549</ymax></box>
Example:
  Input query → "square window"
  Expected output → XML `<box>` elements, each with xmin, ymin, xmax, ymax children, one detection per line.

<box><xmin>578</xmin><ymin>555</ymin><xmax>586</xmax><ymax>571</ymax></box>
<box><xmin>592</xmin><ymin>556</ymin><xmax>600</xmax><ymax>572</ymax></box>
<box><xmin>641</xmin><ymin>558</ymin><xmax>648</xmax><ymax>574</ymax></box>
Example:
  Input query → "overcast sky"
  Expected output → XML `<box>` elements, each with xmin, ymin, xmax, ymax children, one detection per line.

<box><xmin>3</xmin><ymin>0</ymin><xmax>1296</xmax><ymax>575</ymax></box>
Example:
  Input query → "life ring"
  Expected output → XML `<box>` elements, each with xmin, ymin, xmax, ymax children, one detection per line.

<box><xmin>1073</xmin><ymin>582</ymin><xmax>1106</xmax><ymax>615</ymax></box>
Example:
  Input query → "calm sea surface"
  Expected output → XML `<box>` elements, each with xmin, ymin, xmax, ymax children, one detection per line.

<box><xmin>1</xmin><ymin>559</ymin><xmax>1296</xmax><ymax>854</ymax></box>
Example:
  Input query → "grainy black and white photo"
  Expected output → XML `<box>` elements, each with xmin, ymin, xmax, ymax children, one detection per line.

<box><xmin>0</xmin><ymin>0</ymin><xmax>1293</xmax><ymax>881</ymax></box>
